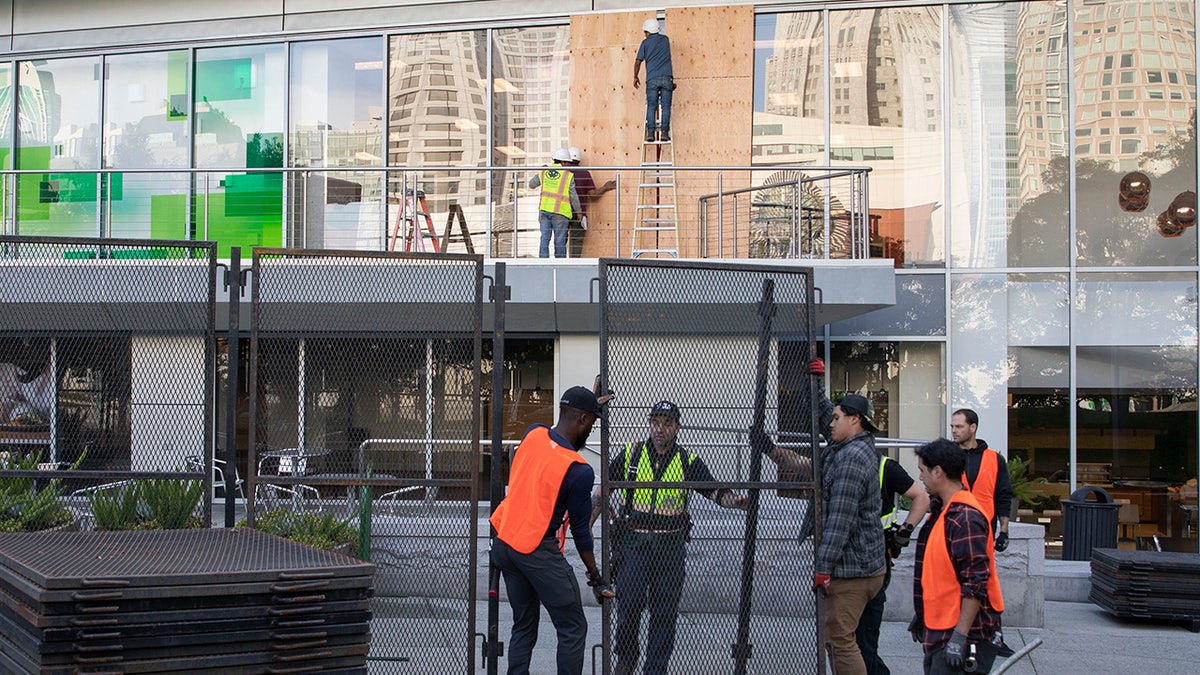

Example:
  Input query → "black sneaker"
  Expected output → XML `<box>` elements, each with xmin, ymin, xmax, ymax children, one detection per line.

<box><xmin>997</xmin><ymin>640</ymin><xmax>1015</xmax><ymax>657</ymax></box>
<box><xmin>660</xmin><ymin>130</ymin><xmax>671</xmax><ymax>142</ymax></box>
<box><xmin>644</xmin><ymin>130</ymin><xmax>655</xmax><ymax>143</ymax></box>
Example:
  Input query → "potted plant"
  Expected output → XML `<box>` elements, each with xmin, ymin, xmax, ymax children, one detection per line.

<box><xmin>1008</xmin><ymin>455</ymin><xmax>1049</xmax><ymax>515</ymax></box>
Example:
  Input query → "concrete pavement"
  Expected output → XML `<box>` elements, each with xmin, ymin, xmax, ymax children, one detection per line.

<box><xmin>489</xmin><ymin>599</ymin><xmax>1200</xmax><ymax>674</ymax></box>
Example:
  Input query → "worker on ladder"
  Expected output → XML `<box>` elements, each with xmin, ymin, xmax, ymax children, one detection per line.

<box><xmin>634</xmin><ymin>17</ymin><xmax>674</xmax><ymax>143</ymax></box>
<box><xmin>528</xmin><ymin>148</ymin><xmax>582</xmax><ymax>259</ymax></box>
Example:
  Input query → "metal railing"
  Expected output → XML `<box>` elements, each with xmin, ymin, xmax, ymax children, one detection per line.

<box><xmin>0</xmin><ymin>165</ymin><xmax>872</xmax><ymax>260</ymax></box>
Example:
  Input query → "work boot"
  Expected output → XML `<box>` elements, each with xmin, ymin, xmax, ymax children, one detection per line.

<box><xmin>644</xmin><ymin>129</ymin><xmax>655</xmax><ymax>143</ymax></box>
<box><xmin>660</xmin><ymin>129</ymin><xmax>671</xmax><ymax>142</ymax></box>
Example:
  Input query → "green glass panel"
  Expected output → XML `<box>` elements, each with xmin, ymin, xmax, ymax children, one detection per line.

<box><xmin>195</xmin><ymin>58</ymin><xmax>254</xmax><ymax>102</ymax></box>
<box><xmin>150</xmin><ymin>193</ymin><xmax>189</xmax><ymax>240</ymax></box>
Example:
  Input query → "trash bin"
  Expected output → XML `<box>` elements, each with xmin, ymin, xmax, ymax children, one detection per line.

<box><xmin>1061</xmin><ymin>486</ymin><xmax>1121</xmax><ymax>561</ymax></box>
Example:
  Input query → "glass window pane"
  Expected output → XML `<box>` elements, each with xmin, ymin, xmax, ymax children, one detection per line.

<box><xmin>388</xmin><ymin>31</ymin><xmax>488</xmax><ymax>253</ymax></box>
<box><xmin>830</xmin><ymin>272</ymin><xmax>946</xmax><ymax>336</ymax></box>
<box><xmin>1008</xmin><ymin>272</ymin><xmax>1069</xmax><ymax>346</ymax></box>
<box><xmin>0</xmin><ymin>63</ymin><xmax>11</xmax><ymax>170</ymax></box>
<box><xmin>290</xmin><ymin>37</ymin><xmax>385</xmax><ymax>250</ymax></box>
<box><xmin>950</xmin><ymin>2</ymin><xmax>1070</xmax><ymax>268</ymax></box>
<box><xmin>828</xmin><ymin>341</ymin><xmax>946</xmax><ymax>441</ymax></box>
<box><xmin>1073</xmin><ymin>0</ymin><xmax>1197</xmax><ymax>266</ymax></box>
<box><xmin>491</xmin><ymin>26</ymin><xmax>568</xmax><ymax>257</ymax></box>
<box><xmin>105</xmin><ymin>51</ymin><xmax>190</xmax><ymax>169</ymax></box>
<box><xmin>103</xmin><ymin>51</ymin><xmax>191</xmax><ymax>241</ymax></box>
<box><xmin>195</xmin><ymin>45</ymin><xmax>286</xmax><ymax>254</ymax></box>
<box><xmin>1076</xmin><ymin>272</ymin><xmax>1198</xmax><ymax>347</ymax></box>
<box><xmin>830</xmin><ymin>7</ymin><xmax>943</xmax><ymax>268</ymax></box>
<box><xmin>16</xmin><ymin>57</ymin><xmax>101</xmax><ymax>237</ymax></box>
<box><xmin>752</xmin><ymin>12</ymin><xmax>825</xmax><ymax>164</ymax></box>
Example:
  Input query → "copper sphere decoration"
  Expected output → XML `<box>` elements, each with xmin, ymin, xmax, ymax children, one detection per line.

<box><xmin>1167</xmin><ymin>190</ymin><xmax>1197</xmax><ymax>228</ymax></box>
<box><xmin>1157</xmin><ymin>210</ymin><xmax>1185</xmax><ymax>238</ymax></box>
<box><xmin>1118</xmin><ymin>171</ymin><xmax>1152</xmax><ymax>212</ymax></box>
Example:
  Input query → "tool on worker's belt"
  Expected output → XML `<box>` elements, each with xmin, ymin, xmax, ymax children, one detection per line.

<box><xmin>963</xmin><ymin>643</ymin><xmax>978</xmax><ymax>672</ymax></box>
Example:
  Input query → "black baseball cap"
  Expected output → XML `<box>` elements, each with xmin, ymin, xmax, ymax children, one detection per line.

<box><xmin>560</xmin><ymin>386</ymin><xmax>606</xmax><ymax>418</ymax></box>
<box><xmin>649</xmin><ymin>400</ymin><xmax>681</xmax><ymax>422</ymax></box>
<box><xmin>837</xmin><ymin>394</ymin><xmax>879</xmax><ymax>433</ymax></box>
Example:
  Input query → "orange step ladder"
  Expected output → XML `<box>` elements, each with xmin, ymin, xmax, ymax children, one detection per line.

<box><xmin>389</xmin><ymin>190</ymin><xmax>441</xmax><ymax>252</ymax></box>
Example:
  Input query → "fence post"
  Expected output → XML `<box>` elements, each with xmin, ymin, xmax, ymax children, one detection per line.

<box><xmin>486</xmin><ymin>262</ymin><xmax>509</xmax><ymax>675</ymax></box>
<box><xmin>223</xmin><ymin>247</ymin><xmax>242</xmax><ymax>528</ymax></box>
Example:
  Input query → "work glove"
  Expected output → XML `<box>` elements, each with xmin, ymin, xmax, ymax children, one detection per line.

<box><xmin>587</xmin><ymin>569</ymin><xmax>614</xmax><ymax>603</ymax></box>
<box><xmin>943</xmin><ymin>631</ymin><xmax>968</xmax><ymax>670</ymax></box>
<box><xmin>995</xmin><ymin>531</ymin><xmax>1009</xmax><ymax>552</ymax></box>
<box><xmin>907</xmin><ymin>616</ymin><xmax>923</xmax><ymax>643</ymax></box>
<box><xmin>812</xmin><ymin>572</ymin><xmax>831</xmax><ymax>593</ymax></box>
<box><xmin>892</xmin><ymin>522</ymin><xmax>915</xmax><ymax>548</ymax></box>
<box><xmin>808</xmin><ymin>358</ymin><xmax>825</xmax><ymax>375</ymax></box>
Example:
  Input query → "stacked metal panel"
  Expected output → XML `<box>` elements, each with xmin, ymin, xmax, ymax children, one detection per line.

<box><xmin>0</xmin><ymin>528</ymin><xmax>374</xmax><ymax>674</ymax></box>
<box><xmin>1090</xmin><ymin>548</ymin><xmax>1200</xmax><ymax>632</ymax></box>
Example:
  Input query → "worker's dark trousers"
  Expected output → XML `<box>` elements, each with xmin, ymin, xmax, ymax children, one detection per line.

<box><xmin>492</xmin><ymin>537</ymin><xmax>587</xmax><ymax>675</ymax></box>
<box><xmin>856</xmin><ymin>565</ymin><xmax>893</xmax><ymax>675</ymax></box>
<box><xmin>614</xmin><ymin>539</ymin><xmax>686</xmax><ymax>675</ymax></box>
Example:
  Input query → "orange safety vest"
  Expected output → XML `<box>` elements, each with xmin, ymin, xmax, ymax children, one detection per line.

<box><xmin>538</xmin><ymin>167</ymin><xmax>575</xmax><ymax>218</ymax></box>
<box><xmin>962</xmin><ymin>448</ymin><xmax>999</xmax><ymax>524</ymax></box>
<box><xmin>921</xmin><ymin>490</ymin><xmax>1005</xmax><ymax>630</ymax></box>
<box><xmin>490</xmin><ymin>426</ymin><xmax>586</xmax><ymax>554</ymax></box>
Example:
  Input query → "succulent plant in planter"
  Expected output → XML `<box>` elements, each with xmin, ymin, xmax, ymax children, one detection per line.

<box><xmin>87</xmin><ymin>473</ymin><xmax>206</xmax><ymax>531</ymax></box>
<box><xmin>242</xmin><ymin>509</ymin><xmax>360</xmax><ymax>556</ymax></box>
<box><xmin>0</xmin><ymin>451</ymin><xmax>80</xmax><ymax>533</ymax></box>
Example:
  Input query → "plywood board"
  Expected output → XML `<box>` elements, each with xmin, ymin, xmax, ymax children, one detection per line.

<box><xmin>570</xmin><ymin>7</ymin><xmax>755</xmax><ymax>258</ymax></box>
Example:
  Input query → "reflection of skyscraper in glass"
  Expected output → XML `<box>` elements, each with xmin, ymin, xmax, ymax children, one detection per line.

<box><xmin>827</xmin><ymin>8</ymin><xmax>941</xmax><ymax>130</ymax></box>
<box><xmin>764</xmin><ymin>13</ymin><xmax>823</xmax><ymax>119</ymax></box>
<box><xmin>1014</xmin><ymin>3</ymin><xmax>1067</xmax><ymax>202</ymax></box>
<box><xmin>16</xmin><ymin>62</ymin><xmax>61</xmax><ymax>149</ymax></box>
<box><xmin>948</xmin><ymin>4</ymin><xmax>1021</xmax><ymax>267</ymax></box>
<box><xmin>1069</xmin><ymin>0</ymin><xmax>1196</xmax><ymax>175</ymax></box>
<box><xmin>387</xmin><ymin>32</ymin><xmax>488</xmax><ymax>210</ymax></box>
<box><xmin>491</xmin><ymin>27</ymin><xmax>570</xmax><ymax>168</ymax></box>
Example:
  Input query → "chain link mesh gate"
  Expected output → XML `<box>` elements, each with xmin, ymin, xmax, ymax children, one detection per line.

<box><xmin>0</xmin><ymin>235</ymin><xmax>218</xmax><ymax>530</ymax></box>
<box><xmin>246</xmin><ymin>247</ymin><xmax>483</xmax><ymax>672</ymax></box>
<box><xmin>597</xmin><ymin>259</ymin><xmax>824</xmax><ymax>675</ymax></box>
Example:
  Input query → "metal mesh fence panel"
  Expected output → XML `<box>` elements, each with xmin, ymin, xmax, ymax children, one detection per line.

<box><xmin>598</xmin><ymin>259</ymin><xmax>822</xmax><ymax>675</ymax></box>
<box><xmin>0</xmin><ymin>235</ymin><xmax>217</xmax><ymax>532</ymax></box>
<box><xmin>248</xmin><ymin>247</ymin><xmax>483</xmax><ymax>673</ymax></box>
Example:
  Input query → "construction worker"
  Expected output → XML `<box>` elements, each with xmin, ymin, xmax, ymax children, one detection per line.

<box><xmin>528</xmin><ymin>148</ymin><xmax>582</xmax><ymax>258</ymax></box>
<box><xmin>634</xmin><ymin>17</ymin><xmax>674</xmax><ymax>142</ymax></box>
<box><xmin>593</xmin><ymin>400</ymin><xmax>748</xmax><ymax>675</ymax></box>
<box><xmin>490</xmin><ymin>385</ymin><xmax>614</xmax><ymax>675</ymax></box>
<box><xmin>950</xmin><ymin>409</ymin><xmax>1012</xmax><ymax>550</ymax></box>
<box><xmin>911</xmin><ymin>438</ymin><xmax>1005</xmax><ymax>674</ymax></box>
<box><xmin>755</xmin><ymin>357</ymin><xmax>927</xmax><ymax>674</ymax></box>
<box><xmin>565</xmin><ymin>146</ymin><xmax>616</xmax><ymax>258</ymax></box>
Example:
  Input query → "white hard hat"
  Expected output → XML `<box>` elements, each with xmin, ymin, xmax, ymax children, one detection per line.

<box><xmin>568</xmin><ymin>147</ymin><xmax>582</xmax><ymax>162</ymax></box>
<box><xmin>642</xmin><ymin>18</ymin><xmax>660</xmax><ymax>34</ymax></box>
<box><xmin>552</xmin><ymin>148</ymin><xmax>572</xmax><ymax>162</ymax></box>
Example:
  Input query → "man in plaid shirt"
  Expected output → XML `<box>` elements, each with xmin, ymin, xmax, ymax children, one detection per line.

<box><xmin>812</xmin><ymin>394</ymin><xmax>887</xmax><ymax>675</ymax></box>
<box><xmin>910</xmin><ymin>438</ymin><xmax>1005</xmax><ymax>674</ymax></box>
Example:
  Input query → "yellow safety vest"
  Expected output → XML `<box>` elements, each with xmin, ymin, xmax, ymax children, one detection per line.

<box><xmin>538</xmin><ymin>167</ymin><xmax>574</xmax><ymax>218</ymax></box>
<box><xmin>624</xmin><ymin>442</ymin><xmax>693</xmax><ymax>518</ymax></box>
<box><xmin>880</xmin><ymin>455</ymin><xmax>896</xmax><ymax>527</ymax></box>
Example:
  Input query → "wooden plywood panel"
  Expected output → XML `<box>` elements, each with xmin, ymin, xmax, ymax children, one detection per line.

<box><xmin>570</xmin><ymin>12</ymin><xmax>656</xmax><ymax>257</ymax></box>
<box><xmin>666</xmin><ymin>5</ymin><xmax>754</xmax><ymax>257</ymax></box>
<box><xmin>571</xmin><ymin>7</ymin><xmax>755</xmax><ymax>258</ymax></box>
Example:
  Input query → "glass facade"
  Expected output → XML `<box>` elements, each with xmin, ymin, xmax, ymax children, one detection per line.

<box><xmin>754</xmin><ymin>1</ymin><xmax>1198</xmax><ymax>549</ymax></box>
